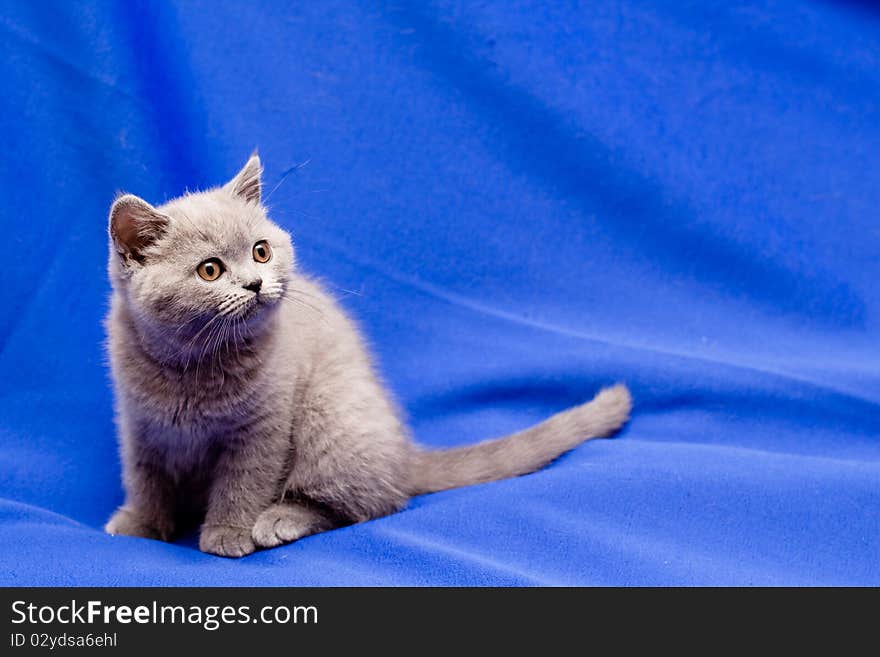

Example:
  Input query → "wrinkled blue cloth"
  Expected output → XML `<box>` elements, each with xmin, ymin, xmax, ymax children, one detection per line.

<box><xmin>0</xmin><ymin>0</ymin><xmax>877</xmax><ymax>586</ymax></box>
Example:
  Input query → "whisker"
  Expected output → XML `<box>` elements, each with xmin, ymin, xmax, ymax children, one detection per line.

<box><xmin>181</xmin><ymin>312</ymin><xmax>225</xmax><ymax>370</ymax></box>
<box><xmin>264</xmin><ymin>158</ymin><xmax>312</xmax><ymax>203</ymax></box>
<box><xmin>286</xmin><ymin>286</ymin><xmax>321</xmax><ymax>301</ymax></box>
<box><xmin>282</xmin><ymin>293</ymin><xmax>328</xmax><ymax>326</ymax></box>
<box><xmin>333</xmin><ymin>285</ymin><xmax>362</xmax><ymax>297</ymax></box>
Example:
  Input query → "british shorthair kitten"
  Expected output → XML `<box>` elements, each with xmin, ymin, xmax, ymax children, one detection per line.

<box><xmin>104</xmin><ymin>155</ymin><xmax>632</xmax><ymax>557</ymax></box>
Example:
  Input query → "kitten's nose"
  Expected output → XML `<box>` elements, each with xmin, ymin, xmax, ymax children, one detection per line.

<box><xmin>243</xmin><ymin>278</ymin><xmax>262</xmax><ymax>293</ymax></box>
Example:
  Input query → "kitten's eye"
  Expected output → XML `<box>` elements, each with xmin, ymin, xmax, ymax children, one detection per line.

<box><xmin>197</xmin><ymin>258</ymin><xmax>224</xmax><ymax>281</ymax></box>
<box><xmin>253</xmin><ymin>240</ymin><xmax>272</xmax><ymax>263</ymax></box>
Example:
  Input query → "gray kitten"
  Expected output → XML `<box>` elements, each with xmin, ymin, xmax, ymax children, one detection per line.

<box><xmin>104</xmin><ymin>155</ymin><xmax>632</xmax><ymax>557</ymax></box>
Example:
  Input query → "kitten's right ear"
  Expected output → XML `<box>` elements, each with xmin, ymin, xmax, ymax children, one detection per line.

<box><xmin>109</xmin><ymin>194</ymin><xmax>169</xmax><ymax>264</ymax></box>
<box><xmin>224</xmin><ymin>153</ymin><xmax>263</xmax><ymax>204</ymax></box>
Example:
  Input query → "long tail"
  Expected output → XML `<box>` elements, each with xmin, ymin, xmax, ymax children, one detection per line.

<box><xmin>407</xmin><ymin>384</ymin><xmax>632</xmax><ymax>496</ymax></box>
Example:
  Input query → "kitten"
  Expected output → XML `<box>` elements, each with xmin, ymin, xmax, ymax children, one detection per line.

<box><xmin>104</xmin><ymin>155</ymin><xmax>632</xmax><ymax>557</ymax></box>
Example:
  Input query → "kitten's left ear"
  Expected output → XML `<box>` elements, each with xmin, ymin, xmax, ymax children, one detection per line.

<box><xmin>108</xmin><ymin>194</ymin><xmax>169</xmax><ymax>265</ymax></box>
<box><xmin>224</xmin><ymin>153</ymin><xmax>262</xmax><ymax>204</ymax></box>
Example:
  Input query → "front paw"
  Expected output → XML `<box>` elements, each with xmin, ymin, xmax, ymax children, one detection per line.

<box><xmin>105</xmin><ymin>507</ymin><xmax>171</xmax><ymax>541</ymax></box>
<box><xmin>252</xmin><ymin>503</ymin><xmax>315</xmax><ymax>548</ymax></box>
<box><xmin>199</xmin><ymin>524</ymin><xmax>256</xmax><ymax>558</ymax></box>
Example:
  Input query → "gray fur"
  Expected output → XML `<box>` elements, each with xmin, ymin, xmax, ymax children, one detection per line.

<box><xmin>104</xmin><ymin>155</ymin><xmax>633</xmax><ymax>557</ymax></box>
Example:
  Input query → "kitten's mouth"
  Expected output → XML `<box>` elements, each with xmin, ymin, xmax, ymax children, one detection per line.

<box><xmin>216</xmin><ymin>287</ymin><xmax>283</xmax><ymax>325</ymax></box>
<box><xmin>235</xmin><ymin>291</ymin><xmax>280</xmax><ymax>321</ymax></box>
<box><xmin>236</xmin><ymin>295</ymin><xmax>263</xmax><ymax>320</ymax></box>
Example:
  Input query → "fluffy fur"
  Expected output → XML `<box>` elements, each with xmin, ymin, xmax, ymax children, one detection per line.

<box><xmin>104</xmin><ymin>155</ymin><xmax>632</xmax><ymax>557</ymax></box>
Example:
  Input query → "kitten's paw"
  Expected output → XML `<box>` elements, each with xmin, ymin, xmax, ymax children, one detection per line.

<box><xmin>105</xmin><ymin>507</ymin><xmax>171</xmax><ymax>541</ymax></box>
<box><xmin>252</xmin><ymin>504</ymin><xmax>314</xmax><ymax>548</ymax></box>
<box><xmin>199</xmin><ymin>525</ymin><xmax>256</xmax><ymax>558</ymax></box>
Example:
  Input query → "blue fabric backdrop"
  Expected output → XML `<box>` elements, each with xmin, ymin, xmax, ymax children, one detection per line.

<box><xmin>0</xmin><ymin>0</ymin><xmax>877</xmax><ymax>586</ymax></box>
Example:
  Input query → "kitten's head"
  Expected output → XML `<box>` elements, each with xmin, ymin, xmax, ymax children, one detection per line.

<box><xmin>108</xmin><ymin>155</ymin><xmax>294</xmax><ymax>350</ymax></box>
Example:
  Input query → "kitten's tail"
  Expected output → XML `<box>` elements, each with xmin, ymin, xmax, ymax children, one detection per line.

<box><xmin>407</xmin><ymin>384</ymin><xmax>632</xmax><ymax>496</ymax></box>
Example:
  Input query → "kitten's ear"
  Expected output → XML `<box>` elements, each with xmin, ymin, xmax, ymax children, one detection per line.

<box><xmin>108</xmin><ymin>194</ymin><xmax>169</xmax><ymax>264</ymax></box>
<box><xmin>224</xmin><ymin>153</ymin><xmax>262</xmax><ymax>204</ymax></box>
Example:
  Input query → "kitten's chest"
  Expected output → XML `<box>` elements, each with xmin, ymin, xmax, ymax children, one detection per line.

<box><xmin>128</xmin><ymin>370</ymin><xmax>268</xmax><ymax>479</ymax></box>
<box><xmin>138</xmin><ymin>367</ymin><xmax>265</xmax><ymax>435</ymax></box>
<box><xmin>110</xmin><ymin>309</ymin><xmax>295</xmax><ymax>455</ymax></box>
<box><xmin>117</xmin><ymin>344</ymin><xmax>276</xmax><ymax>442</ymax></box>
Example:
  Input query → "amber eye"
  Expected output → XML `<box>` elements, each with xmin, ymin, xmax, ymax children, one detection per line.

<box><xmin>252</xmin><ymin>240</ymin><xmax>272</xmax><ymax>263</ymax></box>
<box><xmin>197</xmin><ymin>258</ymin><xmax>224</xmax><ymax>281</ymax></box>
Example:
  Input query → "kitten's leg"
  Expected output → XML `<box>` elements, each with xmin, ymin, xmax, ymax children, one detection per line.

<box><xmin>199</xmin><ymin>417</ymin><xmax>292</xmax><ymax>558</ymax></box>
<box><xmin>287</xmin><ymin>365</ymin><xmax>412</xmax><ymax>525</ymax></box>
<box><xmin>251</xmin><ymin>500</ymin><xmax>342</xmax><ymax>548</ymax></box>
<box><xmin>105</xmin><ymin>442</ymin><xmax>177</xmax><ymax>541</ymax></box>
